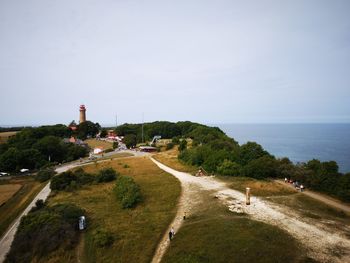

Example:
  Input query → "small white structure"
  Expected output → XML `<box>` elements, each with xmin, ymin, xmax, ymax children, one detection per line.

<box><xmin>93</xmin><ymin>147</ymin><xmax>103</xmax><ymax>154</ymax></box>
<box><xmin>20</xmin><ymin>168</ymin><xmax>29</xmax><ymax>173</ymax></box>
<box><xmin>79</xmin><ymin>216</ymin><xmax>86</xmax><ymax>230</ymax></box>
<box><xmin>0</xmin><ymin>172</ymin><xmax>8</xmax><ymax>176</ymax></box>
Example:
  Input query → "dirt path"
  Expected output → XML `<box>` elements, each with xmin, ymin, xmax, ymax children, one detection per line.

<box><xmin>275</xmin><ymin>180</ymin><xmax>350</xmax><ymax>214</ymax></box>
<box><xmin>150</xmin><ymin>157</ymin><xmax>350</xmax><ymax>263</ymax></box>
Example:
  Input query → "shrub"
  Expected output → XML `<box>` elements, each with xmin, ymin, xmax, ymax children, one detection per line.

<box><xmin>92</xmin><ymin>228</ymin><xmax>114</xmax><ymax>247</ymax></box>
<box><xmin>74</xmin><ymin>168</ymin><xmax>95</xmax><ymax>185</ymax></box>
<box><xmin>50</xmin><ymin>171</ymin><xmax>77</xmax><ymax>191</ymax></box>
<box><xmin>178</xmin><ymin>140</ymin><xmax>187</xmax><ymax>152</ymax></box>
<box><xmin>104</xmin><ymin>148</ymin><xmax>114</xmax><ymax>153</ymax></box>
<box><xmin>217</xmin><ymin>160</ymin><xmax>241</xmax><ymax>176</ymax></box>
<box><xmin>113</xmin><ymin>176</ymin><xmax>141</xmax><ymax>208</ymax></box>
<box><xmin>96</xmin><ymin>168</ymin><xmax>118</xmax><ymax>183</ymax></box>
<box><xmin>166</xmin><ymin>142</ymin><xmax>174</xmax><ymax>150</ymax></box>
<box><xmin>35</xmin><ymin>168</ymin><xmax>56</xmax><ymax>182</ymax></box>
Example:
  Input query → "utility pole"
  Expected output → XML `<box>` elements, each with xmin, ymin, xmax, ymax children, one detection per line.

<box><xmin>142</xmin><ymin>113</ymin><xmax>144</xmax><ymax>143</ymax></box>
<box><xmin>115</xmin><ymin>114</ymin><xmax>118</xmax><ymax>128</ymax></box>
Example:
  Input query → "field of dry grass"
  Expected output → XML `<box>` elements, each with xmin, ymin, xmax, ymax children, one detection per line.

<box><xmin>0</xmin><ymin>177</ymin><xmax>45</xmax><ymax>237</ymax></box>
<box><xmin>84</xmin><ymin>139</ymin><xmax>113</xmax><ymax>150</ymax></box>
<box><xmin>217</xmin><ymin>176</ymin><xmax>296</xmax><ymax>197</ymax></box>
<box><xmin>0</xmin><ymin>184</ymin><xmax>22</xmax><ymax>206</ymax></box>
<box><xmin>46</xmin><ymin>156</ymin><xmax>181</xmax><ymax>263</ymax></box>
<box><xmin>0</xmin><ymin>131</ymin><xmax>17</xmax><ymax>144</ymax></box>
<box><xmin>153</xmin><ymin>148</ymin><xmax>197</xmax><ymax>174</ymax></box>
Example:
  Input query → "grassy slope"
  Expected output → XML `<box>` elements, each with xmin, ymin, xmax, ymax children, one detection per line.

<box><xmin>0</xmin><ymin>131</ymin><xmax>17</xmax><ymax>144</ymax></box>
<box><xmin>163</xmin><ymin>192</ymin><xmax>309</xmax><ymax>263</ymax></box>
<box><xmin>46</xmin><ymin>156</ymin><xmax>181</xmax><ymax>263</ymax></box>
<box><xmin>153</xmin><ymin>148</ymin><xmax>197</xmax><ymax>174</ymax></box>
<box><xmin>0</xmin><ymin>177</ymin><xmax>46</xmax><ymax>237</ymax></box>
<box><xmin>85</xmin><ymin>139</ymin><xmax>113</xmax><ymax>150</ymax></box>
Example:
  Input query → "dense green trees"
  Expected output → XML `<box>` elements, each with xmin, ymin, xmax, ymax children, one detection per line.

<box><xmin>76</xmin><ymin>121</ymin><xmax>100</xmax><ymax>140</ymax></box>
<box><xmin>0</xmin><ymin>125</ymin><xmax>88</xmax><ymax>172</ymax></box>
<box><xmin>50</xmin><ymin>168</ymin><xmax>118</xmax><ymax>191</ymax></box>
<box><xmin>5</xmin><ymin>202</ymin><xmax>84</xmax><ymax>263</ymax></box>
<box><xmin>124</xmin><ymin>134</ymin><xmax>137</xmax><ymax>148</ymax></box>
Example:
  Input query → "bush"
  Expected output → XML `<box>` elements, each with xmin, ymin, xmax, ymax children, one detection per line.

<box><xmin>217</xmin><ymin>160</ymin><xmax>241</xmax><ymax>176</ymax></box>
<box><xmin>113</xmin><ymin>141</ymin><xmax>119</xmax><ymax>149</ymax></box>
<box><xmin>96</xmin><ymin>168</ymin><xmax>118</xmax><ymax>183</ymax></box>
<box><xmin>113</xmin><ymin>176</ymin><xmax>141</xmax><ymax>208</ymax></box>
<box><xmin>178</xmin><ymin>140</ymin><xmax>187</xmax><ymax>152</ymax></box>
<box><xmin>166</xmin><ymin>142</ymin><xmax>174</xmax><ymax>150</ymax></box>
<box><xmin>104</xmin><ymin>148</ymin><xmax>114</xmax><ymax>153</ymax></box>
<box><xmin>92</xmin><ymin>228</ymin><xmax>114</xmax><ymax>247</ymax></box>
<box><xmin>50</xmin><ymin>171</ymin><xmax>77</xmax><ymax>191</ymax></box>
<box><xmin>35</xmin><ymin>168</ymin><xmax>56</xmax><ymax>182</ymax></box>
<box><xmin>74</xmin><ymin>168</ymin><xmax>95</xmax><ymax>185</ymax></box>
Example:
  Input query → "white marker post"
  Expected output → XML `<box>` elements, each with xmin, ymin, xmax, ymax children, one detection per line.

<box><xmin>246</xmin><ymin>187</ymin><xmax>251</xmax><ymax>205</ymax></box>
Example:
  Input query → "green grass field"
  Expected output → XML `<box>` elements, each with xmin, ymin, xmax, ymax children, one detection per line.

<box><xmin>46</xmin><ymin>157</ymin><xmax>181</xmax><ymax>263</ymax></box>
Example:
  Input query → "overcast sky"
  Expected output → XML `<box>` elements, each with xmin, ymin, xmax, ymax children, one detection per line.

<box><xmin>0</xmin><ymin>0</ymin><xmax>349</xmax><ymax>126</ymax></box>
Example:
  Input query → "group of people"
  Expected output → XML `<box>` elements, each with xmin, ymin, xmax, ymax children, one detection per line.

<box><xmin>285</xmin><ymin>178</ymin><xmax>305</xmax><ymax>192</ymax></box>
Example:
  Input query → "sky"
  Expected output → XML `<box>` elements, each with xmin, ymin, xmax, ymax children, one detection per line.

<box><xmin>0</xmin><ymin>0</ymin><xmax>350</xmax><ymax>126</ymax></box>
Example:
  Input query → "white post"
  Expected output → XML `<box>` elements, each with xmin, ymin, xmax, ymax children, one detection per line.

<box><xmin>246</xmin><ymin>187</ymin><xmax>251</xmax><ymax>205</ymax></box>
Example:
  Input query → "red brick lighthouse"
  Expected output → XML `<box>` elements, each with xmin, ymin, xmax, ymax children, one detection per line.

<box><xmin>79</xmin><ymin>105</ymin><xmax>86</xmax><ymax>123</ymax></box>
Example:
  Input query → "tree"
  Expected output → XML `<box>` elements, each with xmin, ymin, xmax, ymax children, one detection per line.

<box><xmin>77</xmin><ymin>121</ymin><xmax>100</xmax><ymax>140</ymax></box>
<box><xmin>239</xmin><ymin>142</ymin><xmax>270</xmax><ymax>165</ymax></box>
<box><xmin>241</xmin><ymin>156</ymin><xmax>278</xmax><ymax>179</ymax></box>
<box><xmin>33</xmin><ymin>136</ymin><xmax>65</xmax><ymax>162</ymax></box>
<box><xmin>35</xmin><ymin>168</ymin><xmax>56</xmax><ymax>182</ymax></box>
<box><xmin>0</xmin><ymin>148</ymin><xmax>19</xmax><ymax>171</ymax></box>
<box><xmin>124</xmin><ymin>134</ymin><xmax>137</xmax><ymax>148</ymax></box>
<box><xmin>217</xmin><ymin>160</ymin><xmax>241</xmax><ymax>176</ymax></box>
<box><xmin>113</xmin><ymin>176</ymin><xmax>141</xmax><ymax>208</ymax></box>
<box><xmin>178</xmin><ymin>139</ymin><xmax>187</xmax><ymax>152</ymax></box>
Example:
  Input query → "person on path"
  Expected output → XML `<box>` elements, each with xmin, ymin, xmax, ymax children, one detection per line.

<box><xmin>168</xmin><ymin>231</ymin><xmax>172</xmax><ymax>241</ymax></box>
<box><xmin>171</xmin><ymin>227</ymin><xmax>175</xmax><ymax>238</ymax></box>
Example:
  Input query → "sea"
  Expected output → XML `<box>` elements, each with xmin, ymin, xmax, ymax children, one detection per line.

<box><xmin>217</xmin><ymin>123</ymin><xmax>350</xmax><ymax>173</ymax></box>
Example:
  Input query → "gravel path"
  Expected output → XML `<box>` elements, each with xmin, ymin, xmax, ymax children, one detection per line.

<box><xmin>150</xmin><ymin>157</ymin><xmax>350</xmax><ymax>263</ymax></box>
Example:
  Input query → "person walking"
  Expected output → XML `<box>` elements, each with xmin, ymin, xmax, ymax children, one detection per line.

<box><xmin>171</xmin><ymin>227</ymin><xmax>175</xmax><ymax>238</ymax></box>
<box><xmin>168</xmin><ymin>230</ymin><xmax>172</xmax><ymax>241</ymax></box>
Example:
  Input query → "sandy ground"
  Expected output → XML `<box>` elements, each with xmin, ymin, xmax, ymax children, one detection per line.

<box><xmin>150</xmin><ymin>157</ymin><xmax>350</xmax><ymax>263</ymax></box>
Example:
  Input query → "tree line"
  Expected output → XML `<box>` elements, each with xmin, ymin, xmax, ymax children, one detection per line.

<box><xmin>116</xmin><ymin>121</ymin><xmax>349</xmax><ymax>202</ymax></box>
<box><xmin>0</xmin><ymin>122</ymin><xmax>100</xmax><ymax>172</ymax></box>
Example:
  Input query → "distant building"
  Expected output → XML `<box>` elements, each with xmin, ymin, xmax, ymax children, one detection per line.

<box><xmin>139</xmin><ymin>146</ymin><xmax>158</xmax><ymax>152</ymax></box>
<box><xmin>63</xmin><ymin>136</ymin><xmax>87</xmax><ymax>147</ymax></box>
<box><xmin>79</xmin><ymin>105</ymin><xmax>86</xmax><ymax>123</ymax></box>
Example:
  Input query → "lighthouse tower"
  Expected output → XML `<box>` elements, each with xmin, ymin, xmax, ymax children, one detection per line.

<box><xmin>79</xmin><ymin>105</ymin><xmax>86</xmax><ymax>123</ymax></box>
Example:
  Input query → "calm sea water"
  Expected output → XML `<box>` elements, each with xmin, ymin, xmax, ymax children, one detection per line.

<box><xmin>217</xmin><ymin>124</ymin><xmax>350</xmax><ymax>173</ymax></box>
